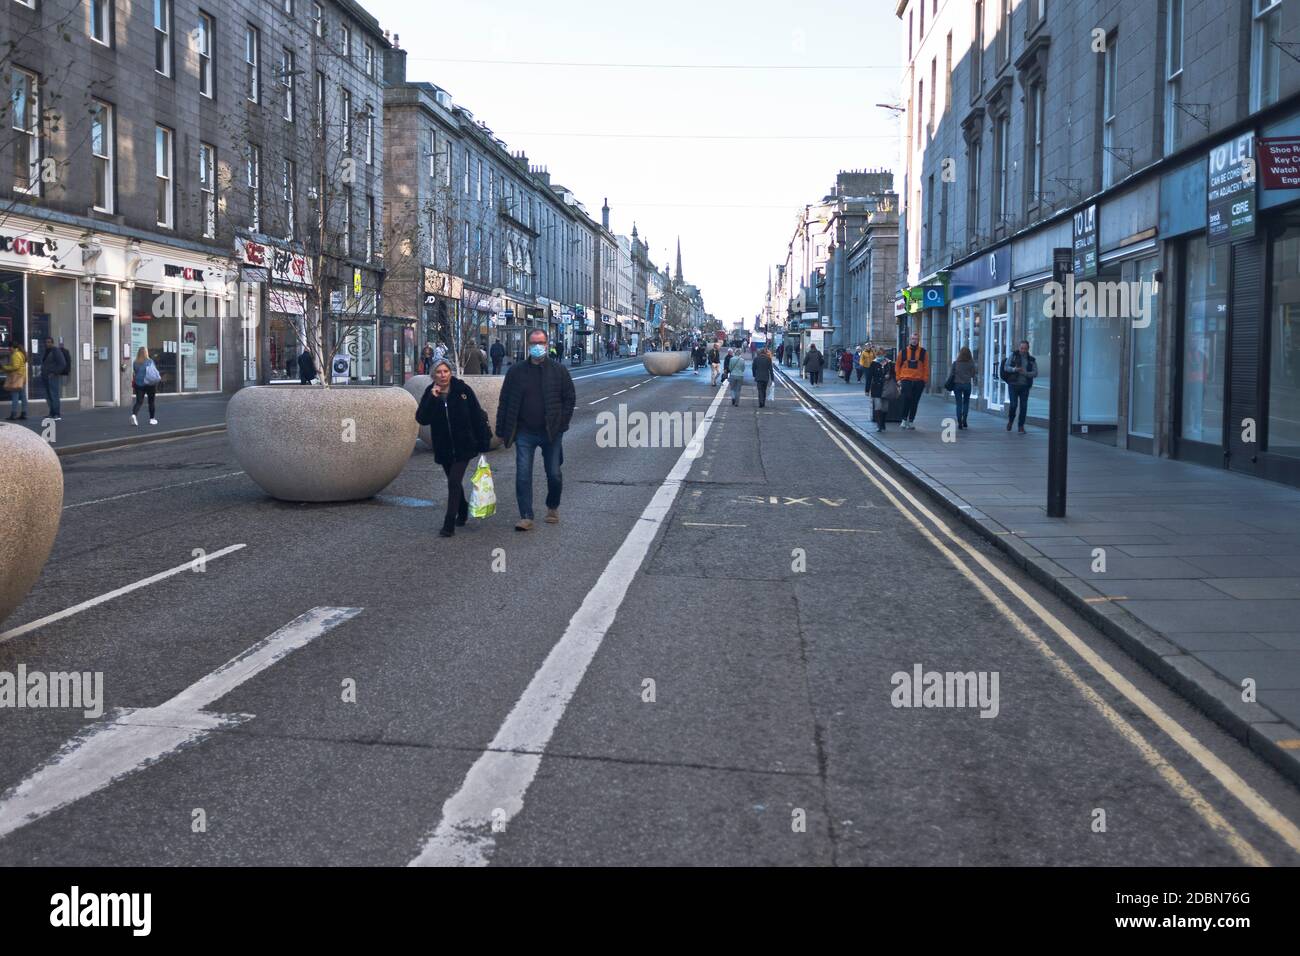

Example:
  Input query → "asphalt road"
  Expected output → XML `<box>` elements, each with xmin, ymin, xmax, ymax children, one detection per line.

<box><xmin>2</xmin><ymin>359</ymin><xmax>1299</xmax><ymax>866</ymax></box>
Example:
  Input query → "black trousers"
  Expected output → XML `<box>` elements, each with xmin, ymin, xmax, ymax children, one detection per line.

<box><xmin>1008</xmin><ymin>384</ymin><xmax>1031</xmax><ymax>427</ymax></box>
<box><xmin>443</xmin><ymin>458</ymin><xmax>471</xmax><ymax>522</ymax></box>
<box><xmin>131</xmin><ymin>385</ymin><xmax>157</xmax><ymax>417</ymax></box>
<box><xmin>900</xmin><ymin>379</ymin><xmax>924</xmax><ymax>421</ymax></box>
<box><xmin>755</xmin><ymin>380</ymin><xmax>769</xmax><ymax>407</ymax></box>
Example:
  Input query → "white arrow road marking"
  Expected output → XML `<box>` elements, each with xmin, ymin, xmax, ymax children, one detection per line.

<box><xmin>0</xmin><ymin>544</ymin><xmax>248</xmax><ymax>646</ymax></box>
<box><xmin>409</xmin><ymin>383</ymin><xmax>729</xmax><ymax>867</ymax></box>
<box><xmin>0</xmin><ymin>606</ymin><xmax>361</xmax><ymax>841</ymax></box>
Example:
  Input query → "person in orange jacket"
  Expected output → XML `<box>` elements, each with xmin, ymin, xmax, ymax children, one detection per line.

<box><xmin>895</xmin><ymin>332</ymin><xmax>929</xmax><ymax>429</ymax></box>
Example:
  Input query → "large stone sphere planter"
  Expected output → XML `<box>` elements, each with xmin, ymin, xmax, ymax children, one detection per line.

<box><xmin>0</xmin><ymin>424</ymin><xmax>62</xmax><ymax>626</ymax></box>
<box><xmin>226</xmin><ymin>385</ymin><xmax>418</xmax><ymax>502</ymax></box>
<box><xmin>403</xmin><ymin>375</ymin><xmax>435</xmax><ymax>449</ymax></box>
<box><xmin>642</xmin><ymin>351</ymin><xmax>691</xmax><ymax>376</ymax></box>
<box><xmin>403</xmin><ymin>373</ymin><xmax>504</xmax><ymax>452</ymax></box>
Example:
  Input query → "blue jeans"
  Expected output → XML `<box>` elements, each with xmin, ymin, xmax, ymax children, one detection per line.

<box><xmin>953</xmin><ymin>383</ymin><xmax>971</xmax><ymax>422</ymax></box>
<box><xmin>43</xmin><ymin>373</ymin><xmax>61</xmax><ymax>416</ymax></box>
<box><xmin>515</xmin><ymin>429</ymin><xmax>563</xmax><ymax>518</ymax></box>
<box><xmin>1008</xmin><ymin>384</ymin><xmax>1031</xmax><ymax>427</ymax></box>
<box><xmin>8</xmin><ymin>386</ymin><xmax>27</xmax><ymax>417</ymax></box>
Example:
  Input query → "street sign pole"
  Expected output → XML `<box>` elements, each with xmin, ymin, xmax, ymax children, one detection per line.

<box><xmin>1047</xmin><ymin>248</ymin><xmax>1073</xmax><ymax>518</ymax></box>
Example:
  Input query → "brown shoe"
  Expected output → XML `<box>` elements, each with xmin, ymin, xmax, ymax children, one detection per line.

<box><xmin>515</xmin><ymin>518</ymin><xmax>534</xmax><ymax>531</ymax></box>
<box><xmin>545</xmin><ymin>509</ymin><xmax>559</xmax><ymax>524</ymax></box>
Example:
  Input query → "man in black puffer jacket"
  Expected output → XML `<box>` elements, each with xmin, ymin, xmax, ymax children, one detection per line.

<box><xmin>496</xmin><ymin>329</ymin><xmax>576</xmax><ymax>531</ymax></box>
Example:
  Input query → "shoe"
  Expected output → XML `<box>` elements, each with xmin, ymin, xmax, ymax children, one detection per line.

<box><xmin>149</xmin><ymin>418</ymin><xmax>158</xmax><ymax>426</ymax></box>
<box><xmin>131</xmin><ymin>414</ymin><xmax>138</xmax><ymax>426</ymax></box>
<box><xmin>545</xmin><ymin>508</ymin><xmax>559</xmax><ymax>524</ymax></box>
<box><xmin>1018</xmin><ymin>425</ymin><xmax>1026</xmax><ymax>433</ymax></box>
<box><xmin>1006</xmin><ymin>420</ymin><xmax>1013</xmax><ymax>431</ymax></box>
<box><xmin>53</xmin><ymin>416</ymin><xmax>62</xmax><ymax>421</ymax></box>
<box><xmin>439</xmin><ymin>517</ymin><xmax>455</xmax><ymax>538</ymax></box>
<box><xmin>457</xmin><ymin>497</ymin><xmax>469</xmax><ymax>526</ymax></box>
<box><xmin>4</xmin><ymin>415</ymin><xmax>13</xmax><ymax>421</ymax></box>
<box><xmin>17</xmin><ymin>414</ymin><xmax>26</xmax><ymax>420</ymax></box>
<box><xmin>515</xmin><ymin>518</ymin><xmax>534</xmax><ymax>531</ymax></box>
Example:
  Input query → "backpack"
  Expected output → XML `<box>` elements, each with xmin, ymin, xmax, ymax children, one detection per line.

<box><xmin>999</xmin><ymin>355</ymin><xmax>1017</xmax><ymax>384</ymax></box>
<box><xmin>59</xmin><ymin>346</ymin><xmax>72</xmax><ymax>376</ymax></box>
<box><xmin>143</xmin><ymin>360</ymin><xmax>162</xmax><ymax>386</ymax></box>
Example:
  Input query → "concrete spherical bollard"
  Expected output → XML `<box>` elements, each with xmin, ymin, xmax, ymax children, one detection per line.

<box><xmin>642</xmin><ymin>351</ymin><xmax>692</xmax><ymax>376</ymax></box>
<box><xmin>226</xmin><ymin>385</ymin><xmax>419</xmax><ymax>502</ymax></box>
<box><xmin>403</xmin><ymin>373</ymin><xmax>504</xmax><ymax>452</ymax></box>
<box><xmin>403</xmin><ymin>375</ymin><xmax>434</xmax><ymax>449</ymax></box>
<box><xmin>0</xmin><ymin>423</ymin><xmax>63</xmax><ymax>626</ymax></box>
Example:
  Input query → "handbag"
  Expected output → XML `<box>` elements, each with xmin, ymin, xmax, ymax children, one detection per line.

<box><xmin>943</xmin><ymin>371</ymin><xmax>956</xmax><ymax>392</ymax></box>
<box><xmin>880</xmin><ymin>378</ymin><xmax>900</xmax><ymax>403</ymax></box>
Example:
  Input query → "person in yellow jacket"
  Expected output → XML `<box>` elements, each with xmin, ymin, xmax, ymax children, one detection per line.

<box><xmin>895</xmin><ymin>333</ymin><xmax>929</xmax><ymax>429</ymax></box>
<box><xmin>3</xmin><ymin>344</ymin><xmax>28</xmax><ymax>420</ymax></box>
<box><xmin>856</xmin><ymin>344</ymin><xmax>875</xmax><ymax>383</ymax></box>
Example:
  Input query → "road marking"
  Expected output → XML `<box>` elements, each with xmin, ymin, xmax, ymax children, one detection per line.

<box><xmin>780</xmin><ymin>377</ymin><xmax>1296</xmax><ymax>865</ymax></box>
<box><xmin>571</xmin><ymin>362</ymin><xmax>640</xmax><ymax>381</ymax></box>
<box><xmin>62</xmin><ymin>472</ymin><xmax>245</xmax><ymax>510</ymax></box>
<box><xmin>409</xmin><ymin>382</ymin><xmax>730</xmax><ymax>866</ymax></box>
<box><xmin>0</xmin><ymin>544</ymin><xmax>247</xmax><ymax>645</ymax></box>
<box><xmin>376</xmin><ymin>495</ymin><xmax>436</xmax><ymax>508</ymax></box>
<box><xmin>0</xmin><ymin>606</ymin><xmax>361</xmax><ymax>841</ymax></box>
<box><xmin>1279</xmin><ymin>739</ymin><xmax>1300</xmax><ymax>750</ymax></box>
<box><xmin>587</xmin><ymin>396</ymin><xmax>609</xmax><ymax>405</ymax></box>
<box><xmin>813</xmin><ymin>528</ymin><xmax>880</xmax><ymax>534</ymax></box>
<box><xmin>684</xmin><ymin>522</ymin><xmax>747</xmax><ymax>528</ymax></box>
<box><xmin>613</xmin><ymin>389</ymin><xmax>627</xmax><ymax>396</ymax></box>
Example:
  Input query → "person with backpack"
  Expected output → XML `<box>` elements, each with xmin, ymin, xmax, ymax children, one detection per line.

<box><xmin>3</xmin><ymin>344</ymin><xmax>28</xmax><ymax>420</ymax></box>
<box><xmin>297</xmin><ymin>348</ymin><xmax>317</xmax><ymax>384</ymax></box>
<box><xmin>130</xmin><ymin>347</ymin><xmax>161</xmax><ymax>426</ymax></box>
<box><xmin>948</xmin><ymin>346</ymin><xmax>977</xmax><ymax>429</ymax></box>
<box><xmin>895</xmin><ymin>333</ymin><xmax>929</xmax><ymax>430</ymax></box>
<box><xmin>39</xmin><ymin>337</ymin><xmax>68</xmax><ymax>420</ymax></box>
<box><xmin>720</xmin><ymin>349</ymin><xmax>734</xmax><ymax>385</ymax></box>
<box><xmin>416</xmin><ymin>359</ymin><xmax>493</xmax><ymax>538</ymax></box>
<box><xmin>865</xmin><ymin>354</ymin><xmax>898</xmax><ymax>432</ymax></box>
<box><xmin>1003</xmin><ymin>340</ymin><xmax>1038</xmax><ymax>433</ymax></box>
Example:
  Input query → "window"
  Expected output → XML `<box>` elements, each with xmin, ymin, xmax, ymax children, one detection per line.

<box><xmin>464</xmin><ymin>149</ymin><xmax>470</xmax><ymax>194</ymax></box>
<box><xmin>1029</xmin><ymin>0</ymin><xmax>1047</xmax><ymax>32</ymax></box>
<box><xmin>442</xmin><ymin>138</ymin><xmax>452</xmax><ymax>187</ymax></box>
<box><xmin>998</xmin><ymin>0</ymin><xmax>1011</xmax><ymax>65</ymax></box>
<box><xmin>316</xmin><ymin>71</ymin><xmax>326</xmax><ymax>137</ymax></box>
<box><xmin>1164</xmin><ymin>0</ymin><xmax>1183</xmax><ymax>154</ymax></box>
<box><xmin>475</xmin><ymin>226</ymin><xmax>482</xmax><ymax>279</ymax></box>
<box><xmin>428</xmin><ymin>130</ymin><xmax>437</xmax><ymax>178</ymax></box>
<box><xmin>476</xmin><ymin>158</ymin><xmax>483</xmax><ymax>202</ymax></box>
<box><xmin>929</xmin><ymin>58</ymin><xmax>936</xmax><ymax>135</ymax></box>
<box><xmin>917</xmin><ymin>81</ymin><xmax>924</xmax><ymax>140</ymax></box>
<box><xmin>200</xmin><ymin>142</ymin><xmax>216</xmax><ymax>238</ymax></box>
<box><xmin>365</xmin><ymin>109</ymin><xmax>374</xmax><ymax>165</ymax></box>
<box><xmin>462</xmin><ymin>221</ymin><xmax>469</xmax><ymax>273</ymax></box>
<box><xmin>1181</xmin><ymin>237</ymin><xmax>1229</xmax><ymax>443</ymax></box>
<box><xmin>10</xmin><ymin>68</ymin><xmax>39</xmax><ymax>195</ymax></box>
<box><xmin>90</xmin><ymin>0</ymin><xmax>112</xmax><ymax>46</ymax></box>
<box><xmin>488</xmin><ymin>166</ymin><xmax>494</xmax><ymax>207</ymax></box>
<box><xmin>283</xmin><ymin>0</ymin><xmax>294</xmax><ymax>13</ymax></box>
<box><xmin>939</xmin><ymin>178</ymin><xmax>949</xmax><ymax>256</ymax></box>
<box><xmin>154</xmin><ymin>0</ymin><xmax>172</xmax><ymax>76</ymax></box>
<box><xmin>966</xmin><ymin>136</ymin><xmax>982</xmax><ymax>243</ymax></box>
<box><xmin>1026</xmin><ymin>83</ymin><xmax>1043</xmax><ymax>206</ymax></box>
<box><xmin>365</xmin><ymin>44</ymin><xmax>374</xmax><ymax>77</ymax></box>
<box><xmin>312</xmin><ymin>2</ymin><xmax>323</xmax><ymax>37</ymax></box>
<box><xmin>945</xmin><ymin>32</ymin><xmax>953</xmax><ymax>107</ymax></box>
<box><xmin>993</xmin><ymin>114</ymin><xmax>1009</xmax><ymax>227</ymax></box>
<box><xmin>155</xmin><ymin>125</ymin><xmax>174</xmax><ymax>227</ymax></box>
<box><xmin>971</xmin><ymin>1</ymin><xmax>984</xmax><ymax>101</ymax></box>
<box><xmin>281</xmin><ymin>159</ymin><xmax>296</xmax><ymax>239</ymax></box>
<box><xmin>925</xmin><ymin>173</ymin><xmax>934</xmax><ymax>257</ymax></box>
<box><xmin>342</xmin><ymin>186</ymin><xmax>353</xmax><ymax>256</ymax></box>
<box><xmin>245</xmin><ymin>25</ymin><xmax>260</xmax><ymax>103</ymax></box>
<box><xmin>248</xmin><ymin>145</ymin><xmax>261</xmax><ymax>232</ymax></box>
<box><xmin>341</xmin><ymin>24</ymin><xmax>351</xmax><ymax>58</ymax></box>
<box><xmin>197</xmin><ymin>12</ymin><xmax>214</xmax><ymax>97</ymax></box>
<box><xmin>341</xmin><ymin>88</ymin><xmax>352</xmax><ymax>151</ymax></box>
<box><xmin>91</xmin><ymin>101</ymin><xmax>113</xmax><ymax>213</ymax></box>
<box><xmin>487</xmin><ymin>233</ymin><xmax>494</xmax><ymax>282</ymax></box>
<box><xmin>919</xmin><ymin>0</ymin><xmax>925</xmax><ymax>37</ymax></box>
<box><xmin>908</xmin><ymin>9</ymin><xmax>913</xmax><ymax>60</ymax></box>
<box><xmin>1251</xmin><ymin>0</ymin><xmax>1282</xmax><ymax>112</ymax></box>
<box><xmin>366</xmin><ymin>195</ymin><xmax>374</xmax><ymax>260</ymax></box>
<box><xmin>281</xmin><ymin>48</ymin><xmax>295</xmax><ymax>121</ymax></box>
<box><xmin>1102</xmin><ymin>34</ymin><xmax>1118</xmax><ymax>188</ymax></box>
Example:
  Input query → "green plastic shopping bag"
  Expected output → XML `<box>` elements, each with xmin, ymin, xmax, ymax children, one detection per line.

<box><xmin>469</xmin><ymin>455</ymin><xmax>496</xmax><ymax>519</ymax></box>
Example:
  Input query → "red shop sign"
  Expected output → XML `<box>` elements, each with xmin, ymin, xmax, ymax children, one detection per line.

<box><xmin>1258</xmin><ymin>136</ymin><xmax>1300</xmax><ymax>189</ymax></box>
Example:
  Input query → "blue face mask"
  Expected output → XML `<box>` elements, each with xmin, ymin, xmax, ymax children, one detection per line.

<box><xmin>529</xmin><ymin>344</ymin><xmax>547</xmax><ymax>360</ymax></box>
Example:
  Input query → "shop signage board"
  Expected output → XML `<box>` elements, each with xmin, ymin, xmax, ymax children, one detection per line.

<box><xmin>423</xmin><ymin>268</ymin><xmax>463</xmax><ymax>299</ymax></box>
<box><xmin>234</xmin><ymin>237</ymin><xmax>311</xmax><ymax>285</ymax></box>
<box><xmin>1071</xmin><ymin>204</ymin><xmax>1098</xmax><ymax>279</ymax></box>
<box><xmin>1207</xmin><ymin>131</ymin><xmax>1256</xmax><ymax>247</ymax></box>
<box><xmin>1258</xmin><ymin>136</ymin><xmax>1300</xmax><ymax>189</ymax></box>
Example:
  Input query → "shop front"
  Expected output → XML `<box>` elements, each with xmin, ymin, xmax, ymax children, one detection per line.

<box><xmin>234</xmin><ymin>237</ymin><xmax>311</xmax><ymax>386</ymax></box>
<box><xmin>947</xmin><ymin>245</ymin><xmax>1011</xmax><ymax>415</ymax></box>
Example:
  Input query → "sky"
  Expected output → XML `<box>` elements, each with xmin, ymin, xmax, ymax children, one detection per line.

<box><xmin>365</xmin><ymin>0</ymin><xmax>902</xmax><ymax>328</ymax></box>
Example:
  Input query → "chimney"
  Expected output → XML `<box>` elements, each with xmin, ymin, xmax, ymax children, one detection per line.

<box><xmin>384</xmin><ymin>45</ymin><xmax>408</xmax><ymax>87</ymax></box>
<box><xmin>601</xmin><ymin>198</ymin><xmax>610</xmax><ymax>230</ymax></box>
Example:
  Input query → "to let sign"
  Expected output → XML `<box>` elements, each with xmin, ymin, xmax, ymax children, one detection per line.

<box><xmin>1208</xmin><ymin>131</ymin><xmax>1256</xmax><ymax>247</ymax></box>
<box><xmin>1072</xmin><ymin>204</ymin><xmax>1097</xmax><ymax>279</ymax></box>
<box><xmin>1258</xmin><ymin>136</ymin><xmax>1300</xmax><ymax>189</ymax></box>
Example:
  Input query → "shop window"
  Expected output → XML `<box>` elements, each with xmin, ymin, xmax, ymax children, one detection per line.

<box><xmin>27</xmin><ymin>275</ymin><xmax>78</xmax><ymax>403</ymax></box>
<box><xmin>180</xmin><ymin>292</ymin><xmax>221</xmax><ymax>392</ymax></box>
<box><xmin>1075</xmin><ymin>266</ymin><xmax>1123</xmax><ymax>425</ymax></box>
<box><xmin>1023</xmin><ymin>285</ymin><xmax>1051</xmax><ymax>419</ymax></box>
<box><xmin>1181</xmin><ymin>237</ymin><xmax>1229</xmax><ymax>443</ymax></box>
<box><xmin>131</xmin><ymin>286</ymin><xmax>177</xmax><ymax>394</ymax></box>
<box><xmin>1269</xmin><ymin>226</ymin><xmax>1300</xmax><ymax>457</ymax></box>
<box><xmin>1129</xmin><ymin>257</ymin><xmax>1159</xmax><ymax>437</ymax></box>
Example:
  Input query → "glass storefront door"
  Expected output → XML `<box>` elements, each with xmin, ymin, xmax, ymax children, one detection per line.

<box><xmin>1128</xmin><ymin>257</ymin><xmax>1160</xmax><ymax>439</ymax></box>
<box><xmin>1180</xmin><ymin>236</ymin><xmax>1229</xmax><ymax>447</ymax></box>
<box><xmin>986</xmin><ymin>298</ymin><xmax>1009</xmax><ymax>409</ymax></box>
<box><xmin>1073</xmin><ymin>265</ymin><xmax>1123</xmax><ymax>428</ymax></box>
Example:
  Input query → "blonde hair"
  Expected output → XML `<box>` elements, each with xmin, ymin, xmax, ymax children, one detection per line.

<box><xmin>135</xmin><ymin>347</ymin><xmax>149</xmax><ymax>364</ymax></box>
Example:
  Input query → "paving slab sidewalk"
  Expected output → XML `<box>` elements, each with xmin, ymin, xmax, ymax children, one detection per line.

<box><xmin>5</xmin><ymin>394</ymin><xmax>229</xmax><ymax>455</ymax></box>
<box><xmin>777</xmin><ymin>366</ymin><xmax>1300</xmax><ymax>786</ymax></box>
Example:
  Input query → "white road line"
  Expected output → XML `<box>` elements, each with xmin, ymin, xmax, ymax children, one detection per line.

<box><xmin>409</xmin><ymin>382</ymin><xmax>730</xmax><ymax>866</ymax></box>
<box><xmin>780</xmin><ymin>377</ymin><xmax>1298</xmax><ymax>865</ymax></box>
<box><xmin>0</xmin><ymin>544</ymin><xmax>247</xmax><ymax>645</ymax></box>
<box><xmin>684</xmin><ymin>522</ymin><xmax>747</xmax><ymax>528</ymax></box>
<box><xmin>0</xmin><ymin>606</ymin><xmax>361</xmax><ymax>841</ymax></box>
<box><xmin>63</xmin><ymin>472</ymin><xmax>245</xmax><ymax>510</ymax></box>
<box><xmin>587</xmin><ymin>396</ymin><xmax>609</xmax><ymax>406</ymax></box>
<box><xmin>613</xmin><ymin>389</ymin><xmax>627</xmax><ymax>396</ymax></box>
<box><xmin>812</xmin><ymin>528</ymin><xmax>880</xmax><ymax>534</ymax></box>
<box><xmin>570</xmin><ymin>363</ymin><xmax>639</xmax><ymax>380</ymax></box>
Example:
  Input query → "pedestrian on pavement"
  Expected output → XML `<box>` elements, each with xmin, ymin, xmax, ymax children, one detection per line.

<box><xmin>39</xmin><ymin>337</ymin><xmax>68</xmax><ymax>420</ymax></box>
<box><xmin>857</xmin><ymin>344</ymin><xmax>875</xmax><ymax>383</ymax></box>
<box><xmin>720</xmin><ymin>349</ymin><xmax>734</xmax><ymax>385</ymax></box>
<box><xmin>490</xmin><ymin>339</ymin><xmax>506</xmax><ymax>375</ymax></box>
<box><xmin>297</xmin><ymin>348</ymin><xmax>317</xmax><ymax>384</ymax></box>
<box><xmin>896</xmin><ymin>333</ymin><xmax>929</xmax><ymax>430</ymax></box>
<box><xmin>776</xmin><ymin>342</ymin><xmax>785</xmax><ymax>366</ymax></box>
<box><xmin>949</xmin><ymin>346</ymin><xmax>977</xmax><ymax>429</ymax></box>
<box><xmin>496</xmin><ymin>328</ymin><xmax>576</xmax><ymax>532</ymax></box>
<box><xmin>462</xmin><ymin>340</ymin><xmax>485</xmax><ymax>375</ymax></box>
<box><xmin>727</xmin><ymin>350</ymin><xmax>746</xmax><ymax>406</ymax></box>
<box><xmin>839</xmin><ymin>348</ymin><xmax>854</xmax><ymax>384</ymax></box>
<box><xmin>434</xmin><ymin>342</ymin><xmax>448</xmax><ymax>364</ymax></box>
<box><xmin>1003</xmin><ymin>339</ymin><xmax>1038</xmax><ymax>433</ymax></box>
<box><xmin>3</xmin><ymin>344</ymin><xmax>28</xmax><ymax>420</ymax></box>
<box><xmin>418</xmin><ymin>345</ymin><xmax>436</xmax><ymax>376</ymax></box>
<box><xmin>130</xmin><ymin>347</ymin><xmax>161</xmax><ymax>426</ymax></box>
<box><xmin>866</xmin><ymin>354</ymin><xmax>897</xmax><ymax>432</ymax></box>
<box><xmin>708</xmin><ymin>344</ymin><xmax>721</xmax><ymax>386</ymax></box>
<box><xmin>416</xmin><ymin>359</ymin><xmax>493</xmax><ymax>538</ymax></box>
<box><xmin>752</xmin><ymin>347</ymin><xmax>773</xmax><ymax>408</ymax></box>
<box><xmin>803</xmin><ymin>343</ymin><xmax>825</xmax><ymax>385</ymax></box>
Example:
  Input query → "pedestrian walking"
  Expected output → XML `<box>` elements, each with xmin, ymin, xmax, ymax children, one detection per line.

<box><xmin>708</xmin><ymin>344</ymin><xmax>721</xmax><ymax>385</ymax></box>
<box><xmin>776</xmin><ymin>342</ymin><xmax>785</xmax><ymax>365</ymax></box>
<box><xmin>720</xmin><ymin>349</ymin><xmax>733</xmax><ymax>384</ymax></box>
<box><xmin>297</xmin><ymin>348</ymin><xmax>317</xmax><ymax>384</ymax></box>
<box><xmin>496</xmin><ymin>329</ymin><xmax>576</xmax><ymax>532</ymax></box>
<box><xmin>1003</xmin><ymin>340</ymin><xmax>1038</xmax><ymax>433</ymax></box>
<box><xmin>434</xmin><ymin>342</ymin><xmax>448</xmax><ymax>364</ymax></box>
<box><xmin>130</xmin><ymin>347</ymin><xmax>161</xmax><ymax>426</ymax></box>
<box><xmin>896</xmin><ymin>333</ymin><xmax>929</xmax><ymax>429</ymax></box>
<box><xmin>490</xmin><ymin>339</ymin><xmax>505</xmax><ymax>375</ymax></box>
<box><xmin>416</xmin><ymin>359</ymin><xmax>493</xmax><ymax>538</ymax></box>
<box><xmin>3</xmin><ymin>344</ymin><xmax>28</xmax><ymax>420</ymax></box>
<box><xmin>727</xmin><ymin>350</ymin><xmax>746</xmax><ymax>406</ymax></box>
<box><xmin>462</xmin><ymin>340</ymin><xmax>485</xmax><ymax>375</ymax></box>
<box><xmin>857</xmin><ymin>344</ymin><xmax>875</xmax><ymax>383</ymax></box>
<box><xmin>39</xmin><ymin>337</ymin><xmax>68</xmax><ymax>420</ymax></box>
<box><xmin>947</xmin><ymin>346</ymin><xmax>977</xmax><ymax>429</ymax></box>
<box><xmin>803</xmin><ymin>343</ymin><xmax>825</xmax><ymax>385</ymax></box>
<box><xmin>839</xmin><ymin>348</ymin><xmax>854</xmax><ymax>384</ymax></box>
<box><xmin>752</xmin><ymin>348</ymin><xmax>773</xmax><ymax>408</ymax></box>
<box><xmin>418</xmin><ymin>345</ymin><xmax>436</xmax><ymax>375</ymax></box>
<box><xmin>866</xmin><ymin>354</ymin><xmax>898</xmax><ymax>432</ymax></box>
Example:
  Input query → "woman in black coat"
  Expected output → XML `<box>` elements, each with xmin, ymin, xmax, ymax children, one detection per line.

<box><xmin>416</xmin><ymin>360</ymin><xmax>492</xmax><ymax>537</ymax></box>
<box><xmin>865</xmin><ymin>356</ymin><xmax>897</xmax><ymax>432</ymax></box>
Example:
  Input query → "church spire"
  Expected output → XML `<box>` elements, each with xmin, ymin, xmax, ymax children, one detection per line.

<box><xmin>674</xmin><ymin>238</ymin><xmax>683</xmax><ymax>284</ymax></box>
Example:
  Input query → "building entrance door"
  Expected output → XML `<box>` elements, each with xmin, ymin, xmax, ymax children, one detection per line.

<box><xmin>986</xmin><ymin>301</ymin><xmax>1009</xmax><ymax>410</ymax></box>
<box><xmin>92</xmin><ymin>315</ymin><xmax>116</xmax><ymax>406</ymax></box>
